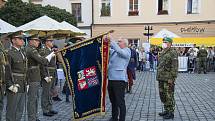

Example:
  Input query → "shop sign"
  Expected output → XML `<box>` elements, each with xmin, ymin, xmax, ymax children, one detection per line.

<box><xmin>180</xmin><ymin>26</ymin><xmax>205</xmax><ymax>34</ymax></box>
<box><xmin>172</xmin><ymin>43</ymin><xmax>194</xmax><ymax>47</ymax></box>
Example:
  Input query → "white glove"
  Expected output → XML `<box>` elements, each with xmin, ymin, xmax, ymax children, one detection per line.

<box><xmin>8</xmin><ymin>84</ymin><xmax>20</xmax><ymax>93</ymax></box>
<box><xmin>45</xmin><ymin>52</ymin><xmax>55</xmax><ymax>62</ymax></box>
<box><xmin>26</xmin><ymin>85</ymin><xmax>29</xmax><ymax>93</ymax></box>
<box><xmin>44</xmin><ymin>76</ymin><xmax>53</xmax><ymax>83</ymax></box>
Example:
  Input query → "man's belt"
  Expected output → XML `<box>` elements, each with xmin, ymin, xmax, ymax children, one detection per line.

<box><xmin>47</xmin><ymin>67</ymin><xmax>56</xmax><ymax>70</ymax></box>
<box><xmin>29</xmin><ymin>66</ymin><xmax>39</xmax><ymax>69</ymax></box>
<box><xmin>12</xmin><ymin>72</ymin><xmax>26</xmax><ymax>77</ymax></box>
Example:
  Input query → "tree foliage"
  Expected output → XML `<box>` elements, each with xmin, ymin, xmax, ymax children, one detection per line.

<box><xmin>0</xmin><ymin>0</ymin><xmax>77</xmax><ymax>27</ymax></box>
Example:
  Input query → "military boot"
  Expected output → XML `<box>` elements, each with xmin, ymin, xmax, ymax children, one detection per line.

<box><xmin>163</xmin><ymin>112</ymin><xmax>174</xmax><ymax>119</ymax></box>
<box><xmin>158</xmin><ymin>111</ymin><xmax>168</xmax><ymax>116</ymax></box>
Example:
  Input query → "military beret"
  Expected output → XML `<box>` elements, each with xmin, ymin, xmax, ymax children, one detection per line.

<box><xmin>163</xmin><ymin>37</ymin><xmax>173</xmax><ymax>43</ymax></box>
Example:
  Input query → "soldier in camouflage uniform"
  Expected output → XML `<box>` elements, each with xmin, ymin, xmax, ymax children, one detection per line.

<box><xmin>26</xmin><ymin>35</ymin><xmax>55</xmax><ymax>121</ymax></box>
<box><xmin>197</xmin><ymin>45</ymin><xmax>208</xmax><ymax>74</ymax></box>
<box><xmin>0</xmin><ymin>40</ymin><xmax>7</xmax><ymax>121</ymax></box>
<box><xmin>157</xmin><ymin>37</ymin><xmax>178</xmax><ymax>119</ymax></box>
<box><xmin>5</xmin><ymin>32</ymin><xmax>28</xmax><ymax>121</ymax></box>
<box><xmin>39</xmin><ymin>36</ymin><xmax>58</xmax><ymax>117</ymax></box>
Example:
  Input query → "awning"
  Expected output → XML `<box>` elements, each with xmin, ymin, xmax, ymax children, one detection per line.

<box><xmin>150</xmin><ymin>37</ymin><xmax>215</xmax><ymax>47</ymax></box>
<box><xmin>153</xmin><ymin>29</ymin><xmax>180</xmax><ymax>38</ymax></box>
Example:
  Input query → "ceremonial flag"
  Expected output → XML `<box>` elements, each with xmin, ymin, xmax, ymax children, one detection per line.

<box><xmin>60</xmin><ymin>32</ymin><xmax>110</xmax><ymax>120</ymax></box>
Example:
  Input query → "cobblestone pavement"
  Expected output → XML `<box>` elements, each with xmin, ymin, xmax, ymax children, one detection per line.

<box><xmin>2</xmin><ymin>71</ymin><xmax>215</xmax><ymax>121</ymax></box>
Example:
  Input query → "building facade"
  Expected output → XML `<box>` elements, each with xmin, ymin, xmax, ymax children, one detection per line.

<box><xmin>28</xmin><ymin>0</ymin><xmax>92</xmax><ymax>38</ymax></box>
<box><xmin>92</xmin><ymin>0</ymin><xmax>215</xmax><ymax>46</ymax></box>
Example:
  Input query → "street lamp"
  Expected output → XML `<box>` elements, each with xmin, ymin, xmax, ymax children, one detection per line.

<box><xmin>143</xmin><ymin>25</ymin><xmax>154</xmax><ymax>43</ymax></box>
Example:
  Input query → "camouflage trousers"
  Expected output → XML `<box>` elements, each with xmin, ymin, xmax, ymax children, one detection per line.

<box><xmin>158</xmin><ymin>80</ymin><xmax>175</xmax><ymax>113</ymax></box>
<box><xmin>198</xmin><ymin>58</ymin><xmax>207</xmax><ymax>73</ymax></box>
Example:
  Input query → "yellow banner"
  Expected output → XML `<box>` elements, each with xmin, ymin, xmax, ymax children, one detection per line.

<box><xmin>150</xmin><ymin>37</ymin><xmax>215</xmax><ymax>47</ymax></box>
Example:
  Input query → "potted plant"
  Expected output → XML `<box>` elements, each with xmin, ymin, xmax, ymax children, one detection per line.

<box><xmin>128</xmin><ymin>10</ymin><xmax>139</xmax><ymax>16</ymax></box>
<box><xmin>158</xmin><ymin>10</ymin><xmax>168</xmax><ymax>15</ymax></box>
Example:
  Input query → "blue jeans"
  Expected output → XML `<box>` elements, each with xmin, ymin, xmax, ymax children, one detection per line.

<box><xmin>154</xmin><ymin>60</ymin><xmax>157</xmax><ymax>70</ymax></box>
<box><xmin>142</xmin><ymin>62</ymin><xmax>146</xmax><ymax>71</ymax></box>
<box><xmin>150</xmin><ymin>61</ymin><xmax>154</xmax><ymax>69</ymax></box>
<box><xmin>66</xmin><ymin>86</ymin><xmax>71</xmax><ymax>98</ymax></box>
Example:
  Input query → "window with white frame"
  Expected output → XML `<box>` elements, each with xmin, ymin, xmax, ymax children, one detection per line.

<box><xmin>187</xmin><ymin>0</ymin><xmax>199</xmax><ymax>14</ymax></box>
<box><xmin>158</xmin><ymin>0</ymin><xmax>169</xmax><ymax>15</ymax></box>
<box><xmin>128</xmin><ymin>39</ymin><xmax>139</xmax><ymax>47</ymax></box>
<box><xmin>128</xmin><ymin>0</ymin><xmax>139</xmax><ymax>16</ymax></box>
<box><xmin>101</xmin><ymin>0</ymin><xmax>111</xmax><ymax>16</ymax></box>
<box><xmin>72</xmin><ymin>3</ymin><xmax>82</xmax><ymax>22</ymax></box>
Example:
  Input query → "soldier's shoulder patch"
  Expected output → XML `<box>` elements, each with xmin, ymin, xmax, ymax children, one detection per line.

<box><xmin>32</xmin><ymin>49</ymin><xmax>38</xmax><ymax>54</ymax></box>
<box><xmin>5</xmin><ymin>49</ymin><xmax>9</xmax><ymax>53</ymax></box>
<box><xmin>171</xmin><ymin>49</ymin><xmax>178</xmax><ymax>55</ymax></box>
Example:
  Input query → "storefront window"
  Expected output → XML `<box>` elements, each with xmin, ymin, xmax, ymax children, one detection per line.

<box><xmin>128</xmin><ymin>39</ymin><xmax>139</xmax><ymax>47</ymax></box>
<box><xmin>101</xmin><ymin>0</ymin><xmax>111</xmax><ymax>16</ymax></box>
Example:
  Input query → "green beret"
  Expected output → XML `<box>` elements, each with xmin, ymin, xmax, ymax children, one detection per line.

<box><xmin>163</xmin><ymin>37</ymin><xmax>173</xmax><ymax>43</ymax></box>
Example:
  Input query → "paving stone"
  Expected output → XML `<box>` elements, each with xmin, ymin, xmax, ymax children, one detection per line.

<box><xmin>1</xmin><ymin>71</ymin><xmax>215</xmax><ymax>121</ymax></box>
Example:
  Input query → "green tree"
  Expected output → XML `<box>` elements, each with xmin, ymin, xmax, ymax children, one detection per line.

<box><xmin>0</xmin><ymin>0</ymin><xmax>77</xmax><ymax>27</ymax></box>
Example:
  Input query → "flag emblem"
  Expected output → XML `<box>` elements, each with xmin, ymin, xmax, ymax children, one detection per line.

<box><xmin>77</xmin><ymin>66</ymin><xmax>99</xmax><ymax>91</ymax></box>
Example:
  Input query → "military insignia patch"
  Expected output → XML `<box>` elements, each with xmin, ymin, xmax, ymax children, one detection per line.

<box><xmin>77</xmin><ymin>66</ymin><xmax>99</xmax><ymax>91</ymax></box>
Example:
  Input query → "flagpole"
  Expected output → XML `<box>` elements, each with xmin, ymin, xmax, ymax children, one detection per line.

<box><xmin>55</xmin><ymin>30</ymin><xmax>114</xmax><ymax>53</ymax></box>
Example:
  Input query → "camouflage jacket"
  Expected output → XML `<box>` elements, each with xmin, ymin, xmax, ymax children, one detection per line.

<box><xmin>197</xmin><ymin>48</ymin><xmax>208</xmax><ymax>59</ymax></box>
<box><xmin>26</xmin><ymin>45</ymin><xmax>49</xmax><ymax>82</ymax></box>
<box><xmin>0</xmin><ymin>42</ymin><xmax>7</xmax><ymax>85</ymax></box>
<box><xmin>157</xmin><ymin>48</ymin><xmax>178</xmax><ymax>81</ymax></box>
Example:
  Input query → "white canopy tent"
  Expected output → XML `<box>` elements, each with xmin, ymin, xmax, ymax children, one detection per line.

<box><xmin>60</xmin><ymin>21</ymin><xmax>85</xmax><ymax>35</ymax></box>
<box><xmin>17</xmin><ymin>15</ymin><xmax>84</xmax><ymax>36</ymax></box>
<box><xmin>17</xmin><ymin>15</ymin><xmax>62</xmax><ymax>32</ymax></box>
<box><xmin>153</xmin><ymin>29</ymin><xmax>180</xmax><ymax>38</ymax></box>
<box><xmin>0</xmin><ymin>19</ymin><xmax>16</xmax><ymax>33</ymax></box>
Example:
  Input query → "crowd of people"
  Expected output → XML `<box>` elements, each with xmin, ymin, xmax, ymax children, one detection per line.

<box><xmin>0</xmin><ymin>30</ymin><xmax>215</xmax><ymax>121</ymax></box>
<box><xmin>176</xmin><ymin>45</ymin><xmax>215</xmax><ymax>73</ymax></box>
<box><xmin>127</xmin><ymin>44</ymin><xmax>215</xmax><ymax>75</ymax></box>
<box><xmin>107</xmin><ymin>37</ymin><xmax>215</xmax><ymax>121</ymax></box>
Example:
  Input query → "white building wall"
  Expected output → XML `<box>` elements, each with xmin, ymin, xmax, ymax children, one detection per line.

<box><xmin>43</xmin><ymin>0</ymin><xmax>71</xmax><ymax>12</ymax></box>
<box><xmin>23</xmin><ymin>0</ymin><xmax>92</xmax><ymax>38</ymax></box>
<box><xmin>76</xmin><ymin>0</ymin><xmax>92</xmax><ymax>28</ymax></box>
